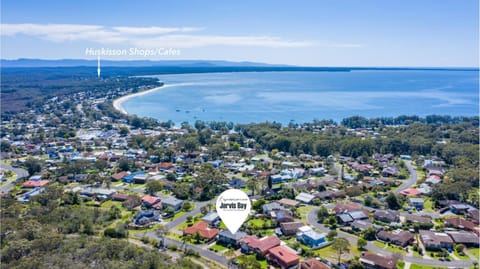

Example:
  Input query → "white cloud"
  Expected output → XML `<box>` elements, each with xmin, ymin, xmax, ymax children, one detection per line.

<box><xmin>0</xmin><ymin>23</ymin><xmax>361</xmax><ymax>48</ymax></box>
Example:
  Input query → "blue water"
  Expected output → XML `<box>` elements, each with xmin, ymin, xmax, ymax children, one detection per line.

<box><xmin>122</xmin><ymin>70</ymin><xmax>479</xmax><ymax>124</ymax></box>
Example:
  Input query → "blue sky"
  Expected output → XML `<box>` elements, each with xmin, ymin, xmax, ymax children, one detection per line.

<box><xmin>1</xmin><ymin>0</ymin><xmax>478</xmax><ymax>66</ymax></box>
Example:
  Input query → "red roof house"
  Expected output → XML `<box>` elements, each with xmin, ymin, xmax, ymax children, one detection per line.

<box><xmin>184</xmin><ymin>221</ymin><xmax>219</xmax><ymax>240</ymax></box>
<box><xmin>267</xmin><ymin>245</ymin><xmax>300</xmax><ymax>269</ymax></box>
<box><xmin>240</xmin><ymin>235</ymin><xmax>281</xmax><ymax>255</ymax></box>
<box><xmin>23</xmin><ymin>180</ymin><xmax>50</xmax><ymax>188</ymax></box>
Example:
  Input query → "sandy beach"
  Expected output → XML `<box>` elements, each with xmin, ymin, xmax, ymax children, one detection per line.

<box><xmin>112</xmin><ymin>85</ymin><xmax>165</xmax><ymax>115</ymax></box>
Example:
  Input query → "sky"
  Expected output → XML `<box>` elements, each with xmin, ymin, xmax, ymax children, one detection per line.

<box><xmin>1</xmin><ymin>0</ymin><xmax>479</xmax><ymax>67</ymax></box>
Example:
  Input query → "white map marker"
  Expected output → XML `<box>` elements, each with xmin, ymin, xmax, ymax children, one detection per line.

<box><xmin>216</xmin><ymin>189</ymin><xmax>251</xmax><ymax>234</ymax></box>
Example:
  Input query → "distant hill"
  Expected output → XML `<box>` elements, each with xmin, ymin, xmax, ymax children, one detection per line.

<box><xmin>0</xmin><ymin>58</ymin><xmax>288</xmax><ymax>68</ymax></box>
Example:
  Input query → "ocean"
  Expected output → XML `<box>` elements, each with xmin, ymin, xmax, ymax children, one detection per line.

<box><xmin>120</xmin><ymin>70</ymin><xmax>479</xmax><ymax>124</ymax></box>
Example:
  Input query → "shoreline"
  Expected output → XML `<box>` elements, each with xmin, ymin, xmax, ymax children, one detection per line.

<box><xmin>112</xmin><ymin>85</ymin><xmax>165</xmax><ymax>115</ymax></box>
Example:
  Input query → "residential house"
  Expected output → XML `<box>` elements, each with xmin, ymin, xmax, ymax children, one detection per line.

<box><xmin>22</xmin><ymin>179</ymin><xmax>50</xmax><ymax>188</ymax></box>
<box><xmin>161</xmin><ymin>196</ymin><xmax>184</xmax><ymax>211</ymax></box>
<box><xmin>399</xmin><ymin>188</ymin><xmax>421</xmax><ymax>197</ymax></box>
<box><xmin>229</xmin><ymin>178</ymin><xmax>246</xmax><ymax>189</ymax></box>
<box><xmin>263</xmin><ymin>202</ymin><xmax>286</xmax><ymax>214</ymax></box>
<box><xmin>267</xmin><ymin>245</ymin><xmax>300</xmax><ymax>269</ymax></box>
<box><xmin>134</xmin><ymin>210</ymin><xmax>161</xmax><ymax>226</ymax></box>
<box><xmin>333</xmin><ymin>202</ymin><xmax>363</xmax><ymax>214</ymax></box>
<box><xmin>122</xmin><ymin>171</ymin><xmax>145</xmax><ymax>183</ymax></box>
<box><xmin>184</xmin><ymin>221</ymin><xmax>219</xmax><ymax>242</ymax></box>
<box><xmin>310</xmin><ymin>167</ymin><xmax>326</xmax><ymax>176</ymax></box>
<box><xmin>300</xmin><ymin>258</ymin><xmax>330</xmax><ymax>269</ymax></box>
<box><xmin>449</xmin><ymin>204</ymin><xmax>470</xmax><ymax>215</ymax></box>
<box><xmin>444</xmin><ymin>217</ymin><xmax>477</xmax><ymax>235</ymax></box>
<box><xmin>402</xmin><ymin>214</ymin><xmax>432</xmax><ymax>225</ymax></box>
<box><xmin>202</xmin><ymin>212</ymin><xmax>220</xmax><ymax>227</ymax></box>
<box><xmin>141</xmin><ymin>195</ymin><xmax>162</xmax><ymax>209</ymax></box>
<box><xmin>275</xmin><ymin>210</ymin><xmax>295</xmax><ymax>224</ymax></box>
<box><xmin>217</xmin><ymin>229</ymin><xmax>247</xmax><ymax>248</ymax></box>
<box><xmin>445</xmin><ymin>231</ymin><xmax>479</xmax><ymax>247</ymax></box>
<box><xmin>297</xmin><ymin>230</ymin><xmax>327</xmax><ymax>249</ymax></box>
<box><xmin>111</xmin><ymin>193</ymin><xmax>129</xmax><ymax>202</ymax></box>
<box><xmin>409</xmin><ymin>198</ymin><xmax>424</xmax><ymax>210</ymax></box>
<box><xmin>359</xmin><ymin>253</ymin><xmax>398</xmax><ymax>269</ymax></box>
<box><xmin>374</xmin><ymin>210</ymin><xmax>400</xmax><ymax>223</ymax></box>
<box><xmin>419</xmin><ymin>230</ymin><xmax>454</xmax><ymax>251</ymax></box>
<box><xmin>278</xmin><ymin>198</ymin><xmax>300</xmax><ymax>208</ymax></box>
<box><xmin>348</xmin><ymin>210</ymin><xmax>369</xmax><ymax>220</ymax></box>
<box><xmin>280</xmin><ymin>222</ymin><xmax>307</xmax><ymax>236</ymax></box>
<box><xmin>337</xmin><ymin>213</ymin><xmax>354</xmax><ymax>225</ymax></box>
<box><xmin>295</xmin><ymin>192</ymin><xmax>315</xmax><ymax>204</ymax></box>
<box><xmin>467</xmin><ymin>209</ymin><xmax>479</xmax><ymax>225</ymax></box>
<box><xmin>382</xmin><ymin>166</ymin><xmax>400</xmax><ymax>177</ymax></box>
<box><xmin>351</xmin><ymin>220</ymin><xmax>377</xmax><ymax>232</ymax></box>
<box><xmin>240</xmin><ymin>235</ymin><xmax>281</xmax><ymax>255</ymax></box>
<box><xmin>377</xmin><ymin>230</ymin><xmax>414</xmax><ymax>247</ymax></box>
<box><xmin>111</xmin><ymin>171</ymin><xmax>128</xmax><ymax>181</ymax></box>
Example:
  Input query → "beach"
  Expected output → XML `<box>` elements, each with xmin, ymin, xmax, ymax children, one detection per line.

<box><xmin>113</xmin><ymin>85</ymin><xmax>165</xmax><ymax>115</ymax></box>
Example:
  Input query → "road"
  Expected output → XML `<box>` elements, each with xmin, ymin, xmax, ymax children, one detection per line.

<box><xmin>392</xmin><ymin>161</ymin><xmax>418</xmax><ymax>194</ymax></box>
<box><xmin>306</xmin><ymin>208</ymin><xmax>473</xmax><ymax>267</ymax></box>
<box><xmin>136</xmin><ymin>198</ymin><xmax>228</xmax><ymax>266</ymax></box>
<box><xmin>0</xmin><ymin>163</ymin><xmax>28</xmax><ymax>193</ymax></box>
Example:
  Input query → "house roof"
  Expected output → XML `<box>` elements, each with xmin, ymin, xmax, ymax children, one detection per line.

<box><xmin>111</xmin><ymin>193</ymin><xmax>129</xmax><ymax>201</ymax></box>
<box><xmin>202</xmin><ymin>212</ymin><xmax>219</xmax><ymax>222</ymax></box>
<box><xmin>352</xmin><ymin>220</ymin><xmax>374</xmax><ymax>230</ymax></box>
<box><xmin>377</xmin><ymin>230</ymin><xmax>414</xmax><ymax>245</ymax></box>
<box><xmin>241</xmin><ymin>235</ymin><xmax>281</xmax><ymax>253</ymax></box>
<box><xmin>360</xmin><ymin>252</ymin><xmax>397</xmax><ymax>269</ymax></box>
<box><xmin>374</xmin><ymin>210</ymin><xmax>399</xmax><ymax>221</ymax></box>
<box><xmin>348</xmin><ymin>210</ymin><xmax>368</xmax><ymax>220</ymax></box>
<box><xmin>22</xmin><ymin>180</ymin><xmax>49</xmax><ymax>188</ymax></box>
<box><xmin>141</xmin><ymin>195</ymin><xmax>160</xmax><ymax>205</ymax></box>
<box><xmin>403</xmin><ymin>214</ymin><xmax>431</xmax><ymax>224</ymax></box>
<box><xmin>218</xmin><ymin>229</ymin><xmax>247</xmax><ymax>241</ymax></box>
<box><xmin>444</xmin><ymin>217</ymin><xmax>475</xmax><ymax>231</ymax></box>
<box><xmin>267</xmin><ymin>245</ymin><xmax>300</xmax><ymax>265</ymax></box>
<box><xmin>399</xmin><ymin>188</ymin><xmax>421</xmax><ymax>196</ymax></box>
<box><xmin>419</xmin><ymin>230</ymin><xmax>453</xmax><ymax>245</ymax></box>
<box><xmin>333</xmin><ymin>202</ymin><xmax>362</xmax><ymax>214</ymax></box>
<box><xmin>278</xmin><ymin>198</ymin><xmax>300</xmax><ymax>207</ymax></box>
<box><xmin>295</xmin><ymin>192</ymin><xmax>315</xmax><ymax>203</ymax></box>
<box><xmin>280</xmin><ymin>222</ymin><xmax>306</xmax><ymax>232</ymax></box>
<box><xmin>337</xmin><ymin>213</ymin><xmax>354</xmax><ymax>223</ymax></box>
<box><xmin>112</xmin><ymin>171</ymin><xmax>129</xmax><ymax>180</ymax></box>
<box><xmin>301</xmin><ymin>230</ymin><xmax>326</xmax><ymax>241</ymax></box>
<box><xmin>446</xmin><ymin>231</ymin><xmax>479</xmax><ymax>244</ymax></box>
<box><xmin>184</xmin><ymin>221</ymin><xmax>219</xmax><ymax>239</ymax></box>
<box><xmin>300</xmin><ymin>258</ymin><xmax>330</xmax><ymax>269</ymax></box>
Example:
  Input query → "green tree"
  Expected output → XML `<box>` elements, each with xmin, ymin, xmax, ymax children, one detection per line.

<box><xmin>25</xmin><ymin>158</ymin><xmax>41</xmax><ymax>176</ymax></box>
<box><xmin>145</xmin><ymin>180</ymin><xmax>163</xmax><ymax>194</ymax></box>
<box><xmin>332</xmin><ymin>237</ymin><xmax>350</xmax><ymax>265</ymax></box>
<box><xmin>327</xmin><ymin>230</ymin><xmax>338</xmax><ymax>241</ymax></box>
<box><xmin>357</xmin><ymin>238</ymin><xmax>367</xmax><ymax>250</ymax></box>
<box><xmin>386</xmin><ymin>193</ymin><xmax>401</xmax><ymax>210</ymax></box>
<box><xmin>317</xmin><ymin>206</ymin><xmax>330</xmax><ymax>223</ymax></box>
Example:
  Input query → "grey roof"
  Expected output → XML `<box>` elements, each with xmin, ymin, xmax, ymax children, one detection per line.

<box><xmin>262</xmin><ymin>202</ymin><xmax>285</xmax><ymax>212</ymax></box>
<box><xmin>295</xmin><ymin>192</ymin><xmax>315</xmax><ymax>203</ymax></box>
<box><xmin>302</xmin><ymin>230</ymin><xmax>326</xmax><ymax>240</ymax></box>
<box><xmin>202</xmin><ymin>212</ymin><xmax>219</xmax><ymax>222</ymax></box>
<box><xmin>446</xmin><ymin>231</ymin><xmax>479</xmax><ymax>244</ymax></box>
<box><xmin>338</xmin><ymin>213</ymin><xmax>354</xmax><ymax>223</ymax></box>
<box><xmin>348</xmin><ymin>210</ymin><xmax>368</xmax><ymax>220</ymax></box>
<box><xmin>162</xmin><ymin>196</ymin><xmax>183</xmax><ymax>206</ymax></box>
<box><xmin>219</xmin><ymin>229</ymin><xmax>247</xmax><ymax>240</ymax></box>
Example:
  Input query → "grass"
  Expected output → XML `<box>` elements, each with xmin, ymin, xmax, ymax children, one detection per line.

<box><xmin>248</xmin><ymin>218</ymin><xmax>272</xmax><ymax>229</ymax></box>
<box><xmin>296</xmin><ymin>205</ymin><xmax>314</xmax><ymax>222</ymax></box>
<box><xmin>422</xmin><ymin>198</ymin><xmax>434</xmax><ymax>213</ymax></box>
<box><xmin>468</xmin><ymin>248</ymin><xmax>480</xmax><ymax>259</ymax></box>
<box><xmin>453</xmin><ymin>249</ymin><xmax>470</xmax><ymax>260</ymax></box>
<box><xmin>100</xmin><ymin>200</ymin><xmax>122</xmax><ymax>208</ymax></box>
<box><xmin>313</xmin><ymin>241</ymin><xmax>360</xmax><ymax>263</ymax></box>
<box><xmin>372</xmin><ymin>241</ymin><xmax>407</xmax><ymax>254</ymax></box>
<box><xmin>209</xmin><ymin>243</ymin><xmax>227</xmax><ymax>252</ymax></box>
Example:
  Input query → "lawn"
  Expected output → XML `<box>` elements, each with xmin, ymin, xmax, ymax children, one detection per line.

<box><xmin>422</xmin><ymin>198</ymin><xmax>434</xmax><ymax>212</ymax></box>
<box><xmin>100</xmin><ymin>200</ymin><xmax>122</xmax><ymax>208</ymax></box>
<box><xmin>373</xmin><ymin>241</ymin><xmax>407</xmax><ymax>255</ymax></box>
<box><xmin>209</xmin><ymin>243</ymin><xmax>227</xmax><ymax>252</ymax></box>
<box><xmin>296</xmin><ymin>205</ymin><xmax>314</xmax><ymax>222</ymax></box>
<box><xmin>453</xmin><ymin>249</ymin><xmax>470</xmax><ymax>260</ymax></box>
<box><xmin>313</xmin><ymin>242</ymin><xmax>360</xmax><ymax>263</ymax></box>
<box><xmin>248</xmin><ymin>218</ymin><xmax>272</xmax><ymax>229</ymax></box>
<box><xmin>468</xmin><ymin>248</ymin><xmax>480</xmax><ymax>259</ymax></box>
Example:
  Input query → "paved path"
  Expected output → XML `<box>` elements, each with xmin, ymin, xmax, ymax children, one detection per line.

<box><xmin>306</xmin><ymin>209</ymin><xmax>473</xmax><ymax>267</ymax></box>
<box><xmin>0</xmin><ymin>163</ymin><xmax>28</xmax><ymax>193</ymax></box>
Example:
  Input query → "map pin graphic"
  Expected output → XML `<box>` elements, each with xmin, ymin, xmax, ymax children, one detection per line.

<box><xmin>216</xmin><ymin>189</ymin><xmax>251</xmax><ymax>234</ymax></box>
